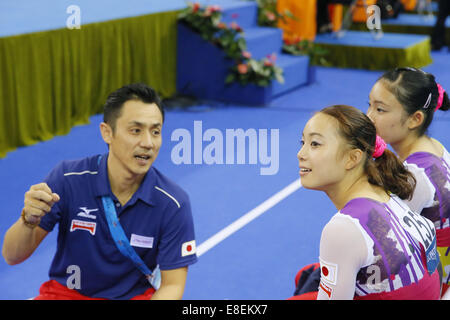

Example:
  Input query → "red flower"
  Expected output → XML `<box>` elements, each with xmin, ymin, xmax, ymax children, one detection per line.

<box><xmin>205</xmin><ymin>5</ymin><xmax>221</xmax><ymax>16</ymax></box>
<box><xmin>217</xmin><ymin>22</ymin><xmax>227</xmax><ymax>29</ymax></box>
<box><xmin>210</xmin><ymin>5</ymin><xmax>221</xmax><ymax>12</ymax></box>
<box><xmin>242</xmin><ymin>51</ymin><xmax>252</xmax><ymax>59</ymax></box>
<box><xmin>192</xmin><ymin>2</ymin><xmax>200</xmax><ymax>13</ymax></box>
<box><xmin>284</xmin><ymin>38</ymin><xmax>294</xmax><ymax>46</ymax></box>
<box><xmin>237</xmin><ymin>63</ymin><xmax>248</xmax><ymax>74</ymax></box>
<box><xmin>230</xmin><ymin>21</ymin><xmax>242</xmax><ymax>32</ymax></box>
<box><xmin>263</xmin><ymin>59</ymin><xmax>273</xmax><ymax>67</ymax></box>
<box><xmin>265</xmin><ymin>11</ymin><xmax>276</xmax><ymax>21</ymax></box>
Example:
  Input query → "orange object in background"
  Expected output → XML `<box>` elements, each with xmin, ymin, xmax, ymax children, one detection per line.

<box><xmin>277</xmin><ymin>0</ymin><xmax>317</xmax><ymax>42</ymax></box>
<box><xmin>353</xmin><ymin>0</ymin><xmax>377</xmax><ymax>22</ymax></box>
<box><xmin>328</xmin><ymin>4</ymin><xmax>343</xmax><ymax>31</ymax></box>
<box><xmin>400</xmin><ymin>0</ymin><xmax>418</xmax><ymax>11</ymax></box>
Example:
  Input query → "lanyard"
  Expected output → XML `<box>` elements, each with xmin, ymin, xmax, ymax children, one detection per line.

<box><xmin>98</xmin><ymin>156</ymin><xmax>161</xmax><ymax>289</ymax></box>
<box><xmin>101</xmin><ymin>196</ymin><xmax>161</xmax><ymax>290</ymax></box>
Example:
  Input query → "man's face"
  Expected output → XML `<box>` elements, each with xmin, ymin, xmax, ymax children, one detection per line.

<box><xmin>101</xmin><ymin>99</ymin><xmax>163</xmax><ymax>177</ymax></box>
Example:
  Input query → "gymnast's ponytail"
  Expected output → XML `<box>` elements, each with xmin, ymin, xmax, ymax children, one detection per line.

<box><xmin>366</xmin><ymin>145</ymin><xmax>416</xmax><ymax>200</ymax></box>
<box><xmin>320</xmin><ymin>105</ymin><xmax>416</xmax><ymax>200</ymax></box>
<box><xmin>437</xmin><ymin>89</ymin><xmax>449</xmax><ymax>112</ymax></box>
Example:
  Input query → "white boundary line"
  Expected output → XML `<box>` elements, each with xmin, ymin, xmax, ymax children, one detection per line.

<box><xmin>197</xmin><ymin>179</ymin><xmax>302</xmax><ymax>257</ymax></box>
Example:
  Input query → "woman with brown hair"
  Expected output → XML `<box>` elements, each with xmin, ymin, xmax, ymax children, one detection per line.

<box><xmin>291</xmin><ymin>104</ymin><xmax>440</xmax><ymax>299</ymax></box>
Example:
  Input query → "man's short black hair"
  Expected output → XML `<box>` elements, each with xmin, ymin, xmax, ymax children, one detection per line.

<box><xmin>103</xmin><ymin>83</ymin><xmax>164</xmax><ymax>131</ymax></box>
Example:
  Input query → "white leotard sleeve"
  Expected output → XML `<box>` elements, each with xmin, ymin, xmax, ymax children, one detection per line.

<box><xmin>317</xmin><ymin>215</ymin><xmax>369</xmax><ymax>300</ymax></box>
<box><xmin>403</xmin><ymin>162</ymin><xmax>436</xmax><ymax>213</ymax></box>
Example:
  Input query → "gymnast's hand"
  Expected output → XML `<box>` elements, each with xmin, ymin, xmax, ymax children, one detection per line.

<box><xmin>22</xmin><ymin>183</ymin><xmax>60</xmax><ymax>226</ymax></box>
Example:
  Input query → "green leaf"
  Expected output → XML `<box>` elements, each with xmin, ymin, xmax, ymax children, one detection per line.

<box><xmin>240</xmin><ymin>79</ymin><xmax>249</xmax><ymax>86</ymax></box>
<box><xmin>275</xmin><ymin>73</ymin><xmax>284</xmax><ymax>84</ymax></box>
<box><xmin>249</xmin><ymin>60</ymin><xmax>261</xmax><ymax>73</ymax></box>
<box><xmin>261</xmin><ymin>69</ymin><xmax>270</xmax><ymax>77</ymax></box>
<box><xmin>225</xmin><ymin>73</ymin><xmax>235</xmax><ymax>84</ymax></box>
<box><xmin>236</xmin><ymin>38</ymin><xmax>247</xmax><ymax>51</ymax></box>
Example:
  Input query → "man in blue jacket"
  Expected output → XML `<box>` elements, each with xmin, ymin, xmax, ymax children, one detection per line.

<box><xmin>2</xmin><ymin>83</ymin><xmax>198</xmax><ymax>300</ymax></box>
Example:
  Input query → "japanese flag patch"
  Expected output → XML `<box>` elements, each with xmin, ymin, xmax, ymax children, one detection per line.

<box><xmin>181</xmin><ymin>240</ymin><xmax>196</xmax><ymax>257</ymax></box>
<box><xmin>319</xmin><ymin>258</ymin><xmax>338</xmax><ymax>285</ymax></box>
<box><xmin>319</xmin><ymin>280</ymin><xmax>333</xmax><ymax>299</ymax></box>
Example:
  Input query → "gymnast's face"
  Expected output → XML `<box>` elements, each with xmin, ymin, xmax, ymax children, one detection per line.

<box><xmin>101</xmin><ymin>99</ymin><xmax>163</xmax><ymax>178</ymax></box>
<box><xmin>367</xmin><ymin>80</ymin><xmax>410</xmax><ymax>145</ymax></box>
<box><xmin>297</xmin><ymin>113</ymin><xmax>348</xmax><ymax>191</ymax></box>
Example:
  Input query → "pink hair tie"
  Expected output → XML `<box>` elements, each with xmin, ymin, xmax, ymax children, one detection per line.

<box><xmin>436</xmin><ymin>83</ymin><xmax>445</xmax><ymax>111</ymax></box>
<box><xmin>372</xmin><ymin>135</ymin><xmax>387</xmax><ymax>158</ymax></box>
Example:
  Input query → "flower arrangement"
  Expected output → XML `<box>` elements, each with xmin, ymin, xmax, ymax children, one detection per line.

<box><xmin>282</xmin><ymin>37</ymin><xmax>329</xmax><ymax>66</ymax></box>
<box><xmin>177</xmin><ymin>2</ymin><xmax>223</xmax><ymax>42</ymax></box>
<box><xmin>225</xmin><ymin>52</ymin><xmax>284</xmax><ymax>87</ymax></box>
<box><xmin>215</xmin><ymin>21</ymin><xmax>247</xmax><ymax>61</ymax></box>
<box><xmin>254</xmin><ymin>0</ymin><xmax>296</xmax><ymax>28</ymax></box>
<box><xmin>178</xmin><ymin>2</ymin><xmax>284</xmax><ymax>87</ymax></box>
